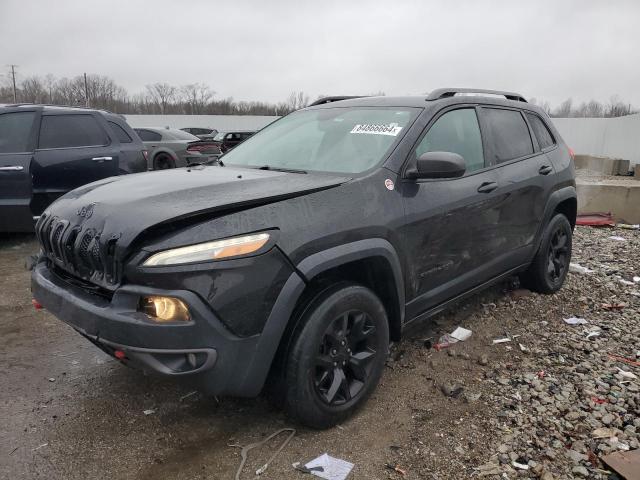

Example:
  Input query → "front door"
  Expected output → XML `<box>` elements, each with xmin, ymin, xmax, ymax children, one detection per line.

<box><xmin>400</xmin><ymin>107</ymin><xmax>506</xmax><ymax>320</ymax></box>
<box><xmin>0</xmin><ymin>109</ymin><xmax>40</xmax><ymax>232</ymax></box>
<box><xmin>32</xmin><ymin>112</ymin><xmax>118</xmax><ymax>215</ymax></box>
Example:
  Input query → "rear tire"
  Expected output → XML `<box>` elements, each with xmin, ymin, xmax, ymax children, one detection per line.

<box><xmin>283</xmin><ymin>283</ymin><xmax>389</xmax><ymax>429</ymax></box>
<box><xmin>520</xmin><ymin>213</ymin><xmax>572</xmax><ymax>294</ymax></box>
<box><xmin>153</xmin><ymin>153</ymin><xmax>175</xmax><ymax>170</ymax></box>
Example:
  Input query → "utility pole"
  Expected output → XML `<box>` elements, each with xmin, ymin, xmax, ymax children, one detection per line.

<box><xmin>9</xmin><ymin>64</ymin><xmax>18</xmax><ymax>102</ymax></box>
<box><xmin>84</xmin><ymin>72</ymin><xmax>89</xmax><ymax>107</ymax></box>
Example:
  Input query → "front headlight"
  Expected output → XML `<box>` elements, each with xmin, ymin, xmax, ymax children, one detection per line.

<box><xmin>143</xmin><ymin>232</ymin><xmax>270</xmax><ymax>266</ymax></box>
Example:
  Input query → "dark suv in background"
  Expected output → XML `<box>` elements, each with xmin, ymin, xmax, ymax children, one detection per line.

<box><xmin>32</xmin><ymin>89</ymin><xmax>576</xmax><ymax>428</ymax></box>
<box><xmin>0</xmin><ymin>104</ymin><xmax>146</xmax><ymax>232</ymax></box>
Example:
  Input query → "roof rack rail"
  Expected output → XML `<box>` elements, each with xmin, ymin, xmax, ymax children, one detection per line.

<box><xmin>2</xmin><ymin>102</ymin><xmax>113</xmax><ymax>113</ymax></box>
<box><xmin>426</xmin><ymin>88</ymin><xmax>527</xmax><ymax>103</ymax></box>
<box><xmin>308</xmin><ymin>96</ymin><xmax>366</xmax><ymax>107</ymax></box>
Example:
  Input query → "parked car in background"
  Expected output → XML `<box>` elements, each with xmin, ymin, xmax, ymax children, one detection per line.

<box><xmin>213</xmin><ymin>130</ymin><xmax>256</xmax><ymax>153</ymax></box>
<box><xmin>180</xmin><ymin>127</ymin><xmax>218</xmax><ymax>141</ymax></box>
<box><xmin>32</xmin><ymin>89</ymin><xmax>576</xmax><ymax>428</ymax></box>
<box><xmin>0</xmin><ymin>104</ymin><xmax>147</xmax><ymax>232</ymax></box>
<box><xmin>134</xmin><ymin>127</ymin><xmax>221</xmax><ymax>170</ymax></box>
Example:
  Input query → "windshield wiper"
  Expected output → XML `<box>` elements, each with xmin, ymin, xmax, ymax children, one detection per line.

<box><xmin>257</xmin><ymin>165</ymin><xmax>307</xmax><ymax>174</ymax></box>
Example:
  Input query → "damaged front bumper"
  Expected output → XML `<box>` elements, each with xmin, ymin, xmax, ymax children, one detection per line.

<box><xmin>31</xmin><ymin>262</ymin><xmax>304</xmax><ymax>396</ymax></box>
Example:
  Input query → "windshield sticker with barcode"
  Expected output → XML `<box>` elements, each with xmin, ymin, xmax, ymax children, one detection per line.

<box><xmin>350</xmin><ymin>123</ymin><xmax>403</xmax><ymax>136</ymax></box>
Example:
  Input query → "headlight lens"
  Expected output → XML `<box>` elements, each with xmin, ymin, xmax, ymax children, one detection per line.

<box><xmin>140</xmin><ymin>296</ymin><xmax>190</xmax><ymax>322</ymax></box>
<box><xmin>143</xmin><ymin>232</ymin><xmax>270</xmax><ymax>266</ymax></box>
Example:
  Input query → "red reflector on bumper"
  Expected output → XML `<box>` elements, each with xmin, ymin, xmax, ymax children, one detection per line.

<box><xmin>114</xmin><ymin>350</ymin><xmax>126</xmax><ymax>360</ymax></box>
<box><xmin>32</xmin><ymin>299</ymin><xmax>43</xmax><ymax>310</ymax></box>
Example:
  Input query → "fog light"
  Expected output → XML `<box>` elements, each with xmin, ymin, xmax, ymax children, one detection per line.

<box><xmin>140</xmin><ymin>296</ymin><xmax>190</xmax><ymax>322</ymax></box>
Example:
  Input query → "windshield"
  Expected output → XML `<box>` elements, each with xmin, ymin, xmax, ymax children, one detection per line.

<box><xmin>222</xmin><ymin>107</ymin><xmax>419</xmax><ymax>174</ymax></box>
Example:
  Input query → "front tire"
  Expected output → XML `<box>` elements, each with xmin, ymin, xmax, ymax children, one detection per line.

<box><xmin>283</xmin><ymin>283</ymin><xmax>389</xmax><ymax>429</ymax></box>
<box><xmin>521</xmin><ymin>213</ymin><xmax>572</xmax><ymax>293</ymax></box>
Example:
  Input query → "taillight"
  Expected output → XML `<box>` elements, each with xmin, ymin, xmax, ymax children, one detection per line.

<box><xmin>568</xmin><ymin>147</ymin><xmax>575</xmax><ymax>160</ymax></box>
<box><xmin>187</xmin><ymin>145</ymin><xmax>206</xmax><ymax>153</ymax></box>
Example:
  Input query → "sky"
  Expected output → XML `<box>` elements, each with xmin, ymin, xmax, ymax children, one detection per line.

<box><xmin>1</xmin><ymin>0</ymin><xmax>639</xmax><ymax>107</ymax></box>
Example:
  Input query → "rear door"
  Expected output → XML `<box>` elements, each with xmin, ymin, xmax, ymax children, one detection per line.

<box><xmin>477</xmin><ymin>107</ymin><xmax>550</xmax><ymax>263</ymax></box>
<box><xmin>0</xmin><ymin>109</ymin><xmax>40</xmax><ymax>231</ymax></box>
<box><xmin>32</xmin><ymin>112</ymin><xmax>118</xmax><ymax>215</ymax></box>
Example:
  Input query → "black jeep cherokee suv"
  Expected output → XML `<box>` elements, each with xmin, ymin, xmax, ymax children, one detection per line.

<box><xmin>32</xmin><ymin>89</ymin><xmax>576</xmax><ymax>428</ymax></box>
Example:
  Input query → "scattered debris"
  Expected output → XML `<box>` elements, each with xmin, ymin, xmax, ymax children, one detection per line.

<box><xmin>47</xmin><ymin>377</ymin><xmax>55</xmax><ymax>382</ymax></box>
<box><xmin>616</xmin><ymin>367</ymin><xmax>638</xmax><ymax>380</ymax></box>
<box><xmin>592</xmin><ymin>427</ymin><xmax>618</xmax><ymax>439</ymax></box>
<box><xmin>601</xmin><ymin>449</ymin><xmax>640</xmax><ymax>479</ymax></box>
<box><xmin>33</xmin><ymin>443</ymin><xmax>48</xmax><ymax>451</ymax></box>
<box><xmin>384</xmin><ymin>463</ymin><xmax>407</xmax><ymax>475</ymax></box>
<box><xmin>585</xmin><ymin>330</ymin><xmax>601</xmax><ymax>339</ymax></box>
<box><xmin>512</xmin><ymin>459</ymin><xmax>529</xmax><ymax>470</ymax></box>
<box><xmin>563</xmin><ymin>316</ymin><xmax>588</xmax><ymax>325</ymax></box>
<box><xmin>492</xmin><ymin>337</ymin><xmax>511</xmax><ymax>344</ymax></box>
<box><xmin>575</xmin><ymin>212</ymin><xmax>615</xmax><ymax>226</ymax></box>
<box><xmin>179</xmin><ymin>391</ymin><xmax>197</xmax><ymax>402</ymax></box>
<box><xmin>569</xmin><ymin>263</ymin><xmax>595</xmax><ymax>274</ymax></box>
<box><xmin>231</xmin><ymin>428</ymin><xmax>296</xmax><ymax>480</ymax></box>
<box><xmin>440</xmin><ymin>381</ymin><xmax>464</xmax><ymax>398</ymax></box>
<box><xmin>518</xmin><ymin>343</ymin><xmax>529</xmax><ymax>352</ymax></box>
<box><xmin>619</xmin><ymin>278</ymin><xmax>635</xmax><ymax>286</ymax></box>
<box><xmin>303</xmin><ymin>453</ymin><xmax>354</xmax><ymax>480</ymax></box>
<box><xmin>609</xmin><ymin>235</ymin><xmax>626</xmax><ymax>241</ymax></box>
<box><xmin>143</xmin><ymin>409</ymin><xmax>155</xmax><ymax>415</ymax></box>
<box><xmin>608</xmin><ymin>354</ymin><xmax>640</xmax><ymax>367</ymax></box>
<box><xmin>434</xmin><ymin>326</ymin><xmax>472</xmax><ymax>350</ymax></box>
<box><xmin>293</xmin><ymin>462</ymin><xmax>325</xmax><ymax>474</ymax></box>
<box><xmin>634</xmin><ymin>276</ymin><xmax>640</xmax><ymax>283</ymax></box>
<box><xmin>618</xmin><ymin>223</ymin><xmax>640</xmax><ymax>230</ymax></box>
<box><xmin>601</xmin><ymin>302</ymin><xmax>626</xmax><ymax>310</ymax></box>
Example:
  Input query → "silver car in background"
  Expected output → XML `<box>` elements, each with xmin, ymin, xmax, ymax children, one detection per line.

<box><xmin>134</xmin><ymin>127</ymin><xmax>221</xmax><ymax>170</ymax></box>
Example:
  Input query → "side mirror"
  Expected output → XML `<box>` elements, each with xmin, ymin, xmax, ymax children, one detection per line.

<box><xmin>408</xmin><ymin>151</ymin><xmax>466</xmax><ymax>179</ymax></box>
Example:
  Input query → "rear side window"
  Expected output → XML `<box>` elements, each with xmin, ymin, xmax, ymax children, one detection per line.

<box><xmin>482</xmin><ymin>108</ymin><xmax>533</xmax><ymax>163</ymax></box>
<box><xmin>135</xmin><ymin>129</ymin><xmax>162</xmax><ymax>142</ymax></box>
<box><xmin>39</xmin><ymin>114</ymin><xmax>109</xmax><ymax>149</ymax></box>
<box><xmin>0</xmin><ymin>112</ymin><xmax>36</xmax><ymax>153</ymax></box>
<box><xmin>525</xmin><ymin>113</ymin><xmax>555</xmax><ymax>150</ymax></box>
<box><xmin>108</xmin><ymin>121</ymin><xmax>133</xmax><ymax>143</ymax></box>
<box><xmin>415</xmin><ymin>108</ymin><xmax>485</xmax><ymax>173</ymax></box>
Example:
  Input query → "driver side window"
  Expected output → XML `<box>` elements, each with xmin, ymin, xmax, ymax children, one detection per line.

<box><xmin>415</xmin><ymin>108</ymin><xmax>485</xmax><ymax>173</ymax></box>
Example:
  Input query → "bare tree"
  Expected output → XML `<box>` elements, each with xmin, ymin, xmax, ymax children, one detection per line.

<box><xmin>180</xmin><ymin>83</ymin><xmax>214</xmax><ymax>114</ymax></box>
<box><xmin>528</xmin><ymin>97</ymin><xmax>552</xmax><ymax>115</ymax></box>
<box><xmin>552</xmin><ymin>98</ymin><xmax>573</xmax><ymax>118</ymax></box>
<box><xmin>21</xmin><ymin>76</ymin><xmax>48</xmax><ymax>103</ymax></box>
<box><xmin>145</xmin><ymin>83</ymin><xmax>177</xmax><ymax>114</ymax></box>
<box><xmin>605</xmin><ymin>95</ymin><xmax>632</xmax><ymax>117</ymax></box>
<box><xmin>285</xmin><ymin>91</ymin><xmax>309</xmax><ymax>112</ymax></box>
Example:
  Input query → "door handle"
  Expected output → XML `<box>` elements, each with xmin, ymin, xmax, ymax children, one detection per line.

<box><xmin>91</xmin><ymin>156</ymin><xmax>113</xmax><ymax>162</ymax></box>
<box><xmin>0</xmin><ymin>165</ymin><xmax>24</xmax><ymax>171</ymax></box>
<box><xmin>538</xmin><ymin>165</ymin><xmax>553</xmax><ymax>175</ymax></box>
<box><xmin>477</xmin><ymin>181</ymin><xmax>498</xmax><ymax>193</ymax></box>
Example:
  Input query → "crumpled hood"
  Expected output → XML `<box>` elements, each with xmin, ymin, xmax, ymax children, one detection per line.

<box><xmin>36</xmin><ymin>166</ymin><xmax>349</xmax><ymax>286</ymax></box>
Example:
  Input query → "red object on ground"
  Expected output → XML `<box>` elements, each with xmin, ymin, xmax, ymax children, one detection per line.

<box><xmin>114</xmin><ymin>350</ymin><xmax>126</xmax><ymax>360</ymax></box>
<box><xmin>591</xmin><ymin>397</ymin><xmax>608</xmax><ymax>404</ymax></box>
<box><xmin>32</xmin><ymin>299</ymin><xmax>43</xmax><ymax>310</ymax></box>
<box><xmin>576</xmin><ymin>212</ymin><xmax>615</xmax><ymax>227</ymax></box>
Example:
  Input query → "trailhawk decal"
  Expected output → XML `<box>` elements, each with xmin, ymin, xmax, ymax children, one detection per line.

<box><xmin>350</xmin><ymin>123</ymin><xmax>403</xmax><ymax>136</ymax></box>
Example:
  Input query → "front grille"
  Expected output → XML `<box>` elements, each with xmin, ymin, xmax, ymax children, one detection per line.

<box><xmin>36</xmin><ymin>213</ymin><xmax>120</xmax><ymax>287</ymax></box>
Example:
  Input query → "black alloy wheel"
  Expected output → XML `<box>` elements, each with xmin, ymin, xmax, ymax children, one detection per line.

<box><xmin>314</xmin><ymin>310</ymin><xmax>378</xmax><ymax>406</ymax></box>
<box><xmin>547</xmin><ymin>226</ymin><xmax>569</xmax><ymax>283</ymax></box>
<box><xmin>282</xmin><ymin>283</ymin><xmax>389</xmax><ymax>429</ymax></box>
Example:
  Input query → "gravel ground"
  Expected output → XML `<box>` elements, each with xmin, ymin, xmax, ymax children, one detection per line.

<box><xmin>1</xmin><ymin>226</ymin><xmax>638</xmax><ymax>479</ymax></box>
